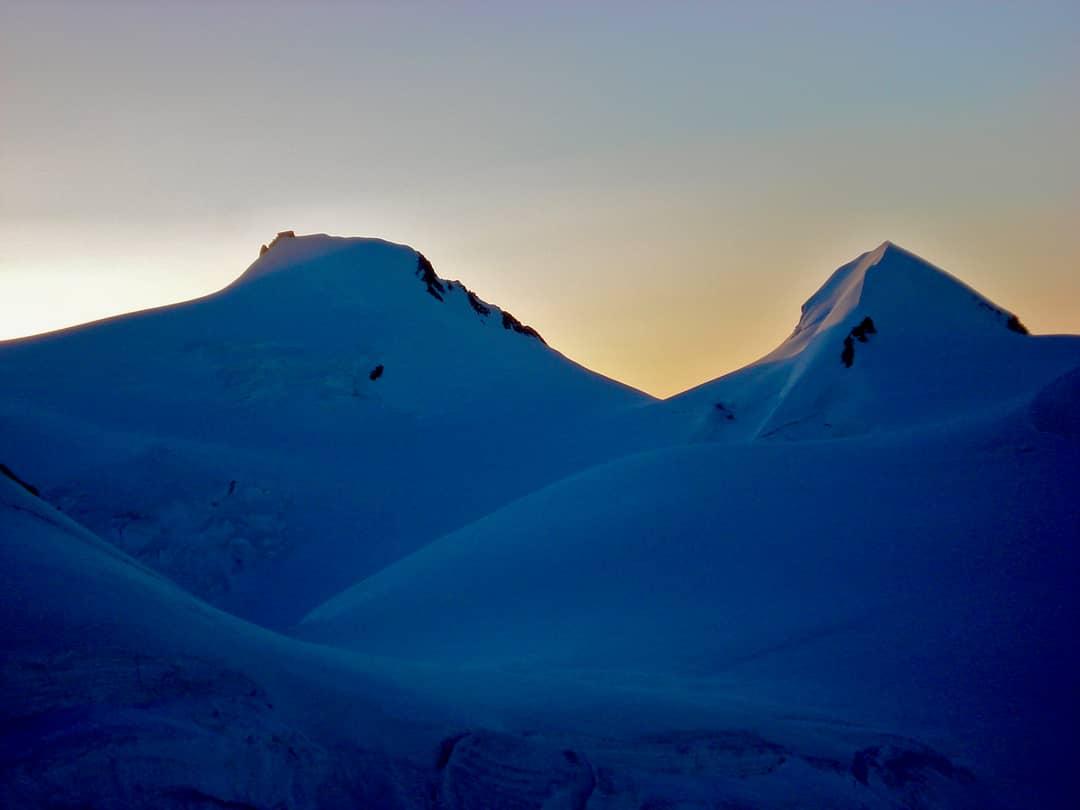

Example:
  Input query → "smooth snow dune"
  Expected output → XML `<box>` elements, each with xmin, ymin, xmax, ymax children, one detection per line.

<box><xmin>301</xmin><ymin>404</ymin><xmax>1080</xmax><ymax>807</ymax></box>
<box><xmin>1</xmin><ymin>476</ymin><xmax>998</xmax><ymax>809</ymax></box>
<box><xmin>0</xmin><ymin>234</ymin><xmax>651</xmax><ymax>627</ymax></box>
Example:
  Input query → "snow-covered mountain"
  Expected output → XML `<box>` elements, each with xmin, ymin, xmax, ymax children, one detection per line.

<box><xmin>642</xmin><ymin>241</ymin><xmax>1079</xmax><ymax>443</ymax></box>
<box><xmin>295</xmin><ymin>240</ymin><xmax>1080</xmax><ymax>806</ymax></box>
<box><xmin>3</xmin><ymin>237</ymin><xmax>1078</xmax><ymax>808</ymax></box>
<box><xmin>0</xmin><ymin>233</ymin><xmax>650</xmax><ymax>627</ymax></box>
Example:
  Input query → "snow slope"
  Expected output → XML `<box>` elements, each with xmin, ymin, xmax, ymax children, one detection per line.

<box><xmin>301</xmin><ymin>374</ymin><xmax>1080</xmax><ymax>807</ymax></box>
<box><xmin>0</xmin><ymin>472</ymin><xmax>467</xmax><ymax>807</ymax></box>
<box><xmin>297</xmin><ymin>243</ymin><xmax>1080</xmax><ymax>807</ymax></box>
<box><xmin>0</xmin><ymin>234</ymin><xmax>651</xmax><ymax>627</ymax></box>
<box><xmin>4</xmin><ymin>238</ymin><xmax>1079</xmax><ymax>808</ymax></box>
<box><xmin>644</xmin><ymin>241</ymin><xmax>1080</xmax><ymax>443</ymax></box>
<box><xmin>1</xmin><ymin>471</ymin><xmax>1006</xmax><ymax>809</ymax></box>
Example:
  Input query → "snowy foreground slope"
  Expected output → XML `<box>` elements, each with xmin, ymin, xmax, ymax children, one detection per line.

<box><xmin>0</xmin><ymin>471</ymin><xmax>1022</xmax><ymax>809</ymax></box>
<box><xmin>0</xmin><ymin>234</ymin><xmax>650</xmax><ymax>627</ymax></box>
<box><xmin>0</xmin><ymin>474</ymin><xmax>464</xmax><ymax>806</ymax></box>
<box><xmin>302</xmin><ymin>402</ymin><xmax>1080</xmax><ymax>807</ymax></box>
<box><xmin>3</xmin><ymin>238</ymin><xmax>1080</xmax><ymax>808</ymax></box>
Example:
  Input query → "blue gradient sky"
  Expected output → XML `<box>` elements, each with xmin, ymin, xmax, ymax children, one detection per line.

<box><xmin>3</xmin><ymin>1</ymin><xmax>1078</xmax><ymax>396</ymax></box>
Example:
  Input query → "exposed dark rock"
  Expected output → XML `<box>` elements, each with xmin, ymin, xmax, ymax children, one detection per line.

<box><xmin>467</xmin><ymin>289</ymin><xmax>491</xmax><ymax>316</ymax></box>
<box><xmin>841</xmin><ymin>336</ymin><xmax>855</xmax><ymax>368</ymax></box>
<box><xmin>262</xmin><ymin>230</ymin><xmax>296</xmax><ymax>254</ymax></box>
<box><xmin>841</xmin><ymin>316</ymin><xmax>875</xmax><ymax>367</ymax></box>
<box><xmin>399</xmin><ymin>251</ymin><xmax>548</xmax><ymax>345</ymax></box>
<box><xmin>369</xmin><ymin>365</ymin><xmax>384</xmax><ymax>381</ymax></box>
<box><xmin>850</xmin><ymin>316</ymin><xmax>877</xmax><ymax>342</ymax></box>
<box><xmin>444</xmin><ymin>279</ymin><xmax>493</xmax><ymax>317</ymax></box>
<box><xmin>415</xmin><ymin>253</ymin><xmax>446</xmax><ymax>301</ymax></box>
<box><xmin>501</xmin><ymin>310</ymin><xmax>546</xmax><ymax>344</ymax></box>
<box><xmin>975</xmin><ymin>297</ymin><xmax>1030</xmax><ymax>335</ymax></box>
<box><xmin>1</xmin><ymin>463</ymin><xmax>39</xmax><ymax>498</ymax></box>
<box><xmin>1007</xmin><ymin>314</ymin><xmax>1029</xmax><ymax>335</ymax></box>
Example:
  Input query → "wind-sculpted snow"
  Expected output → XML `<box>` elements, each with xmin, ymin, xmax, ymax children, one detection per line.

<box><xmin>3</xmin><ymin>238</ymin><xmax>1079</xmax><ymax>808</ymax></box>
<box><xmin>0</xmin><ymin>234</ymin><xmax>649</xmax><ymax>626</ymax></box>
<box><xmin>648</xmin><ymin>241</ymin><xmax>1080</xmax><ymax>442</ymax></box>
<box><xmin>0</xmin><ymin>476</ymin><xmax>444</xmax><ymax>808</ymax></box>
<box><xmin>303</xmin><ymin>400</ymin><xmax>1080</xmax><ymax>807</ymax></box>
<box><xmin>1</xmin><ymin>477</ymin><xmax>997</xmax><ymax>808</ymax></box>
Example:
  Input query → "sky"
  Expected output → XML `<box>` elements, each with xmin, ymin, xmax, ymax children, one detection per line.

<box><xmin>2</xmin><ymin>1</ymin><xmax>1078</xmax><ymax>397</ymax></box>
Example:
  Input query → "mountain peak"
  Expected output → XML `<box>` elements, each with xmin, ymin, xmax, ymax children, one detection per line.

<box><xmin>669</xmin><ymin>241</ymin><xmax>1052</xmax><ymax>443</ymax></box>
<box><xmin>229</xmin><ymin>232</ymin><xmax>549</xmax><ymax>346</ymax></box>
<box><xmin>865</xmin><ymin>239</ymin><xmax>940</xmax><ymax>270</ymax></box>
<box><xmin>236</xmin><ymin>232</ymin><xmax>406</xmax><ymax>286</ymax></box>
<box><xmin>773</xmin><ymin>241</ymin><xmax>1026</xmax><ymax>363</ymax></box>
<box><xmin>868</xmin><ymin>239</ymin><xmax>898</xmax><ymax>260</ymax></box>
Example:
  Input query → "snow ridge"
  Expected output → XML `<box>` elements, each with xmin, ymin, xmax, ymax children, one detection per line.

<box><xmin>770</xmin><ymin>241</ymin><xmax>1024</xmax><ymax>364</ymax></box>
<box><xmin>235</xmin><ymin>232</ymin><xmax>545</xmax><ymax>342</ymax></box>
<box><xmin>3</xmin><ymin>237</ymin><xmax>1079</xmax><ymax>809</ymax></box>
